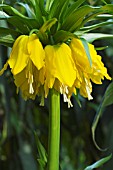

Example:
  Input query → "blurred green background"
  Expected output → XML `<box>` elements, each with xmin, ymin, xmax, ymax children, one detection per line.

<box><xmin>0</xmin><ymin>0</ymin><xmax>113</xmax><ymax>170</ymax></box>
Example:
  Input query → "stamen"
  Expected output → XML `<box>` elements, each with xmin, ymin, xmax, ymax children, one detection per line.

<box><xmin>85</xmin><ymin>78</ymin><xmax>93</xmax><ymax>100</ymax></box>
<box><xmin>29</xmin><ymin>83</ymin><xmax>34</xmax><ymax>94</ymax></box>
<box><xmin>60</xmin><ymin>84</ymin><xmax>73</xmax><ymax>107</ymax></box>
<box><xmin>25</xmin><ymin>59</ymin><xmax>35</xmax><ymax>94</ymax></box>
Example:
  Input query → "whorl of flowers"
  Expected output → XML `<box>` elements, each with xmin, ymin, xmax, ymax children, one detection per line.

<box><xmin>0</xmin><ymin>0</ymin><xmax>112</xmax><ymax>107</ymax></box>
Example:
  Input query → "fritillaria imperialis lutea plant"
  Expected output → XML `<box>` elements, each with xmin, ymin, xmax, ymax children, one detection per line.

<box><xmin>0</xmin><ymin>0</ymin><xmax>113</xmax><ymax>169</ymax></box>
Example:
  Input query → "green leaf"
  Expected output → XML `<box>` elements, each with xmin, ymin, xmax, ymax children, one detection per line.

<box><xmin>34</xmin><ymin>132</ymin><xmax>47</xmax><ymax>169</ymax></box>
<box><xmin>0</xmin><ymin>10</ymin><xmax>39</xmax><ymax>34</ymax></box>
<box><xmin>80</xmin><ymin>38</ymin><xmax>92</xmax><ymax>67</ymax></box>
<box><xmin>59</xmin><ymin>0</ymin><xmax>69</xmax><ymax>22</ymax></box>
<box><xmin>20</xmin><ymin>0</ymin><xmax>44</xmax><ymax>24</ymax></box>
<box><xmin>0</xmin><ymin>4</ymin><xmax>28</xmax><ymax>19</ymax></box>
<box><xmin>38</xmin><ymin>0</ymin><xmax>48</xmax><ymax>16</ymax></box>
<box><xmin>48</xmin><ymin>0</ymin><xmax>59</xmax><ymax>18</ymax></box>
<box><xmin>33</xmin><ymin>0</ymin><xmax>44</xmax><ymax>26</ymax></box>
<box><xmin>16</xmin><ymin>2</ymin><xmax>35</xmax><ymax>18</ymax></box>
<box><xmin>92</xmin><ymin>103</ymin><xmax>106</xmax><ymax>151</ymax></box>
<box><xmin>102</xmin><ymin>82</ymin><xmax>113</xmax><ymax>107</ymax></box>
<box><xmin>92</xmin><ymin>82</ymin><xmax>113</xmax><ymax>150</ymax></box>
<box><xmin>0</xmin><ymin>11</ymin><xmax>9</xmax><ymax>18</ymax></box>
<box><xmin>0</xmin><ymin>4</ymin><xmax>41</xmax><ymax>29</ymax></box>
<box><xmin>84</xmin><ymin>154</ymin><xmax>112</xmax><ymax>170</ymax></box>
<box><xmin>82</xmin><ymin>4</ymin><xmax>113</xmax><ymax>27</ymax></box>
<box><xmin>82</xmin><ymin>33</ymin><xmax>113</xmax><ymax>43</ymax></box>
<box><xmin>80</xmin><ymin>21</ymin><xmax>113</xmax><ymax>34</ymax></box>
<box><xmin>95</xmin><ymin>46</ymin><xmax>108</xmax><ymax>50</ymax></box>
<box><xmin>54</xmin><ymin>30</ymin><xmax>76</xmax><ymax>43</ymax></box>
<box><xmin>0</xmin><ymin>27</ymin><xmax>20</xmax><ymax>47</ymax></box>
<box><xmin>61</xmin><ymin>5</ymin><xmax>98</xmax><ymax>32</ymax></box>
<box><xmin>45</xmin><ymin>0</ymin><xmax>54</xmax><ymax>11</ymax></box>
<box><xmin>65</xmin><ymin>0</ymin><xmax>86</xmax><ymax>18</ymax></box>
<box><xmin>101</xmin><ymin>0</ymin><xmax>107</xmax><ymax>4</ymax></box>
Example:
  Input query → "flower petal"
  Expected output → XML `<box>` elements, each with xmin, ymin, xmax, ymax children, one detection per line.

<box><xmin>14</xmin><ymin>69</ymin><xmax>37</xmax><ymax>100</ymax></box>
<box><xmin>28</xmin><ymin>34</ymin><xmax>45</xmax><ymax>70</ymax></box>
<box><xmin>70</xmin><ymin>38</ymin><xmax>92</xmax><ymax>73</ymax></box>
<box><xmin>8</xmin><ymin>35</ymin><xmax>29</xmax><ymax>75</ymax></box>
<box><xmin>45</xmin><ymin>43</ymin><xmax>77</xmax><ymax>87</ymax></box>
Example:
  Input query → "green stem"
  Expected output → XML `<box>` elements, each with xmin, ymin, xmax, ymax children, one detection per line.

<box><xmin>47</xmin><ymin>88</ymin><xmax>60</xmax><ymax>170</ymax></box>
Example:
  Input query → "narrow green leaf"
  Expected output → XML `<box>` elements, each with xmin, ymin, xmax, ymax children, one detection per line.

<box><xmin>0</xmin><ymin>27</ymin><xmax>20</xmax><ymax>47</ymax></box>
<box><xmin>82</xmin><ymin>33</ymin><xmax>113</xmax><ymax>43</ymax></box>
<box><xmin>48</xmin><ymin>0</ymin><xmax>59</xmax><ymax>17</ymax></box>
<box><xmin>92</xmin><ymin>103</ymin><xmax>106</xmax><ymax>151</ymax></box>
<box><xmin>59</xmin><ymin>0</ymin><xmax>69</xmax><ymax>22</ymax></box>
<box><xmin>0</xmin><ymin>4</ymin><xmax>41</xmax><ymax>29</ymax></box>
<box><xmin>38</xmin><ymin>0</ymin><xmax>48</xmax><ymax>16</ymax></box>
<box><xmin>0</xmin><ymin>11</ymin><xmax>9</xmax><ymax>18</ymax></box>
<box><xmin>56</xmin><ymin>0</ymin><xmax>69</xmax><ymax>20</ymax></box>
<box><xmin>0</xmin><ymin>4</ymin><xmax>28</xmax><ymax>19</ymax></box>
<box><xmin>24</xmin><ymin>0</ymin><xmax>44</xmax><ymax>26</ymax></box>
<box><xmin>16</xmin><ymin>2</ymin><xmax>35</xmax><ymax>18</ymax></box>
<box><xmin>45</xmin><ymin>0</ymin><xmax>54</xmax><ymax>11</ymax></box>
<box><xmin>82</xmin><ymin>4</ymin><xmax>113</xmax><ymax>27</ymax></box>
<box><xmin>48</xmin><ymin>0</ymin><xmax>70</xmax><ymax>21</ymax></box>
<box><xmin>24</xmin><ymin>0</ymin><xmax>35</xmax><ymax>10</ymax></box>
<box><xmin>80</xmin><ymin>21</ymin><xmax>113</xmax><ymax>33</ymax></box>
<box><xmin>34</xmin><ymin>0</ymin><xmax>44</xmax><ymax>26</ymax></box>
<box><xmin>102</xmin><ymin>82</ymin><xmax>113</xmax><ymax>107</ymax></box>
<box><xmin>95</xmin><ymin>46</ymin><xmax>108</xmax><ymax>50</ymax></box>
<box><xmin>80</xmin><ymin>38</ymin><xmax>92</xmax><ymax>67</ymax></box>
<box><xmin>61</xmin><ymin>5</ymin><xmax>98</xmax><ymax>32</ymax></box>
<box><xmin>34</xmin><ymin>132</ymin><xmax>47</xmax><ymax>169</ymax></box>
<box><xmin>101</xmin><ymin>0</ymin><xmax>107</xmax><ymax>4</ymax></box>
<box><xmin>92</xmin><ymin>82</ymin><xmax>113</xmax><ymax>151</ymax></box>
<box><xmin>101</xmin><ymin>4</ymin><xmax>113</xmax><ymax>13</ymax></box>
<box><xmin>65</xmin><ymin>0</ymin><xmax>86</xmax><ymax>18</ymax></box>
<box><xmin>84</xmin><ymin>154</ymin><xmax>112</xmax><ymax>170</ymax></box>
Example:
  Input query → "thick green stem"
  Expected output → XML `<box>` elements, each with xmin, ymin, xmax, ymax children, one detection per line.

<box><xmin>47</xmin><ymin>88</ymin><xmax>60</xmax><ymax>170</ymax></box>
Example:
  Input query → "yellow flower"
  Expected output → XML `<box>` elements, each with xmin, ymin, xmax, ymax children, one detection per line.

<box><xmin>70</xmin><ymin>38</ymin><xmax>111</xmax><ymax>100</ymax></box>
<box><xmin>0</xmin><ymin>34</ymin><xmax>45</xmax><ymax>99</ymax></box>
<box><xmin>0</xmin><ymin>34</ymin><xmax>111</xmax><ymax>106</ymax></box>
<box><xmin>44</xmin><ymin>43</ymin><xmax>77</xmax><ymax>107</ymax></box>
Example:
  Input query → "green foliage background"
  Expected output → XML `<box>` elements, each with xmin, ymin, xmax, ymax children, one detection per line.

<box><xmin>0</xmin><ymin>0</ymin><xmax>113</xmax><ymax>170</ymax></box>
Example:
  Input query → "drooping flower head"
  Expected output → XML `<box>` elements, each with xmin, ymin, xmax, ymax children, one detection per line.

<box><xmin>0</xmin><ymin>35</ymin><xmax>111</xmax><ymax>107</ymax></box>
<box><xmin>44</xmin><ymin>43</ymin><xmax>77</xmax><ymax>107</ymax></box>
<box><xmin>0</xmin><ymin>34</ymin><xmax>45</xmax><ymax>100</ymax></box>
<box><xmin>0</xmin><ymin>0</ymin><xmax>113</xmax><ymax>107</ymax></box>
<box><xmin>70</xmin><ymin>38</ymin><xmax>111</xmax><ymax>100</ymax></box>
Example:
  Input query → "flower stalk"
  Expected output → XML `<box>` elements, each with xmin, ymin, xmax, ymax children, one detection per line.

<box><xmin>47</xmin><ymin>88</ymin><xmax>60</xmax><ymax>170</ymax></box>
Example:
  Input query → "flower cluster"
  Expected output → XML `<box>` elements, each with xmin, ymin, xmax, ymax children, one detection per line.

<box><xmin>0</xmin><ymin>34</ymin><xmax>111</xmax><ymax>107</ymax></box>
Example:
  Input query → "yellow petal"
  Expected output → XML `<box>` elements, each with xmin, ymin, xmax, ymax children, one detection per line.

<box><xmin>70</xmin><ymin>38</ymin><xmax>92</xmax><ymax>73</ymax></box>
<box><xmin>91</xmin><ymin>54</ymin><xmax>111</xmax><ymax>83</ymax></box>
<box><xmin>28</xmin><ymin>34</ymin><xmax>45</xmax><ymax>70</ymax></box>
<box><xmin>45</xmin><ymin>43</ymin><xmax>76</xmax><ymax>87</ymax></box>
<box><xmin>8</xmin><ymin>35</ymin><xmax>29</xmax><ymax>75</ymax></box>
<box><xmin>44</xmin><ymin>73</ymin><xmax>55</xmax><ymax>97</ymax></box>
<box><xmin>14</xmin><ymin>69</ymin><xmax>37</xmax><ymax>100</ymax></box>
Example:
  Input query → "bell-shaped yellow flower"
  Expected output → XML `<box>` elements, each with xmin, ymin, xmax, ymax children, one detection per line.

<box><xmin>0</xmin><ymin>34</ymin><xmax>45</xmax><ymax>100</ymax></box>
<box><xmin>70</xmin><ymin>38</ymin><xmax>111</xmax><ymax>100</ymax></box>
<box><xmin>44</xmin><ymin>43</ymin><xmax>77</xmax><ymax>107</ymax></box>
